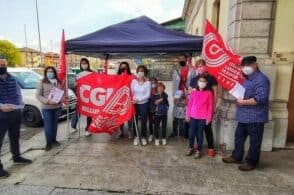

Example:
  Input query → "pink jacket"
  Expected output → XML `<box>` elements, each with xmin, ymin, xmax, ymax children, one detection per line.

<box><xmin>186</xmin><ymin>90</ymin><xmax>213</xmax><ymax>123</ymax></box>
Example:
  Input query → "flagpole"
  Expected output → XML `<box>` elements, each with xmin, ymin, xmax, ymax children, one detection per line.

<box><xmin>133</xmin><ymin>115</ymin><xmax>141</xmax><ymax>146</ymax></box>
<box><xmin>63</xmin><ymin>31</ymin><xmax>71</xmax><ymax>141</ymax></box>
<box><xmin>66</xmin><ymin>61</ymin><xmax>71</xmax><ymax>140</ymax></box>
<box><xmin>35</xmin><ymin>0</ymin><xmax>43</xmax><ymax>66</ymax></box>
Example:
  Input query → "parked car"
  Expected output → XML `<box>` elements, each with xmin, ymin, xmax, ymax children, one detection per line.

<box><xmin>8</xmin><ymin>68</ymin><xmax>77</xmax><ymax>127</ymax></box>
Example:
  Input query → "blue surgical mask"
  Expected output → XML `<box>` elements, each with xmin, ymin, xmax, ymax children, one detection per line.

<box><xmin>46</xmin><ymin>72</ymin><xmax>55</xmax><ymax>79</ymax></box>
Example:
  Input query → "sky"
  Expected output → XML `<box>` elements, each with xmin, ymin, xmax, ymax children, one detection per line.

<box><xmin>0</xmin><ymin>0</ymin><xmax>184</xmax><ymax>53</ymax></box>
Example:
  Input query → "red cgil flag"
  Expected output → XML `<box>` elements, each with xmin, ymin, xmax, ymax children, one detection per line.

<box><xmin>76</xmin><ymin>73</ymin><xmax>135</xmax><ymax>134</ymax></box>
<box><xmin>57</xmin><ymin>29</ymin><xmax>66</xmax><ymax>84</ymax></box>
<box><xmin>202</xmin><ymin>20</ymin><xmax>245</xmax><ymax>98</ymax></box>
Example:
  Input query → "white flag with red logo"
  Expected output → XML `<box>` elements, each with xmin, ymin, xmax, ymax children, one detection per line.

<box><xmin>202</xmin><ymin>20</ymin><xmax>245</xmax><ymax>99</ymax></box>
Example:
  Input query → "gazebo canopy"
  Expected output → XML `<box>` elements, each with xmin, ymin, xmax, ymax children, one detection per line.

<box><xmin>66</xmin><ymin>16</ymin><xmax>203</xmax><ymax>58</ymax></box>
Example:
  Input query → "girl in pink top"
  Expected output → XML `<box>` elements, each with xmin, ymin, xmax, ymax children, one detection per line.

<box><xmin>185</xmin><ymin>75</ymin><xmax>213</xmax><ymax>158</ymax></box>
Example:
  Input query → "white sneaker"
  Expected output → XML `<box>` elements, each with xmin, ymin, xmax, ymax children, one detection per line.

<box><xmin>155</xmin><ymin>139</ymin><xmax>160</xmax><ymax>146</ymax></box>
<box><xmin>142</xmin><ymin>138</ymin><xmax>147</xmax><ymax>146</ymax></box>
<box><xmin>162</xmin><ymin>139</ymin><xmax>167</xmax><ymax>145</ymax></box>
<box><xmin>133</xmin><ymin>137</ymin><xmax>139</xmax><ymax>146</ymax></box>
<box><xmin>71</xmin><ymin>128</ymin><xmax>77</xmax><ymax>133</ymax></box>
<box><xmin>148</xmin><ymin>134</ymin><xmax>153</xmax><ymax>142</ymax></box>
<box><xmin>85</xmin><ymin>131</ymin><xmax>92</xmax><ymax>137</ymax></box>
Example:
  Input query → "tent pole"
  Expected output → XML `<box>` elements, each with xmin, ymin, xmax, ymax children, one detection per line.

<box><xmin>66</xmin><ymin>61</ymin><xmax>71</xmax><ymax>141</ymax></box>
<box><xmin>104</xmin><ymin>54</ymin><xmax>109</xmax><ymax>74</ymax></box>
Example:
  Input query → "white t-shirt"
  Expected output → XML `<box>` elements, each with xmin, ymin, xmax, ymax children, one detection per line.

<box><xmin>131</xmin><ymin>79</ymin><xmax>151</xmax><ymax>104</ymax></box>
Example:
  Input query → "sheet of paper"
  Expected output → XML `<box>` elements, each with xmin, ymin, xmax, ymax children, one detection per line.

<box><xmin>229</xmin><ymin>82</ymin><xmax>245</xmax><ymax>99</ymax></box>
<box><xmin>48</xmin><ymin>87</ymin><xmax>64</xmax><ymax>103</ymax></box>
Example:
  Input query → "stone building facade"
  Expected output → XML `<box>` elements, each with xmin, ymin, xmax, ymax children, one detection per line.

<box><xmin>182</xmin><ymin>0</ymin><xmax>294</xmax><ymax>151</ymax></box>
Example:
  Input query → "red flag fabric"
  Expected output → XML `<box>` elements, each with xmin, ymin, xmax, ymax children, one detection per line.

<box><xmin>57</xmin><ymin>30</ymin><xmax>66</xmax><ymax>83</ymax></box>
<box><xmin>76</xmin><ymin>73</ymin><xmax>135</xmax><ymax>134</ymax></box>
<box><xmin>202</xmin><ymin>20</ymin><xmax>244</xmax><ymax>91</ymax></box>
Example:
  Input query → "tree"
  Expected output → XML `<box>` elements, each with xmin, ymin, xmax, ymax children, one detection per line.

<box><xmin>0</xmin><ymin>40</ymin><xmax>22</xmax><ymax>67</ymax></box>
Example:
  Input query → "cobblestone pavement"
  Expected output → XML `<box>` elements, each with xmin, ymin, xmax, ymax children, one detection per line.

<box><xmin>1</xmin><ymin>81</ymin><xmax>294</xmax><ymax>194</ymax></box>
<box><xmin>0</xmin><ymin>121</ymin><xmax>294</xmax><ymax>194</ymax></box>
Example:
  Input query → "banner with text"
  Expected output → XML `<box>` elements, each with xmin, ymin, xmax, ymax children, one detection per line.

<box><xmin>202</xmin><ymin>20</ymin><xmax>245</xmax><ymax>99</ymax></box>
<box><xmin>77</xmin><ymin>73</ymin><xmax>135</xmax><ymax>134</ymax></box>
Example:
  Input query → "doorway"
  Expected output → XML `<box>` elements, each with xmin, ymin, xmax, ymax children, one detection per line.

<box><xmin>287</xmin><ymin>62</ymin><xmax>294</xmax><ymax>142</ymax></box>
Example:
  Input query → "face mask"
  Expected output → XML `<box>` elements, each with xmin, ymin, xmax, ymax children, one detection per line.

<box><xmin>242</xmin><ymin>66</ymin><xmax>254</xmax><ymax>75</ymax></box>
<box><xmin>46</xmin><ymin>72</ymin><xmax>55</xmax><ymax>79</ymax></box>
<box><xmin>137</xmin><ymin>72</ymin><xmax>144</xmax><ymax>78</ymax></box>
<box><xmin>198</xmin><ymin>81</ymin><xmax>207</xmax><ymax>89</ymax></box>
<box><xmin>151</xmin><ymin>84</ymin><xmax>156</xmax><ymax>88</ymax></box>
<box><xmin>179</xmin><ymin>61</ymin><xmax>186</xmax><ymax>67</ymax></box>
<box><xmin>81</xmin><ymin>64</ymin><xmax>88</xmax><ymax>70</ymax></box>
<box><xmin>0</xmin><ymin>67</ymin><xmax>7</xmax><ymax>75</ymax></box>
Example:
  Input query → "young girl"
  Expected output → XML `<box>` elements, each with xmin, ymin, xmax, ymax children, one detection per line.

<box><xmin>36</xmin><ymin>66</ymin><xmax>65</xmax><ymax>151</ymax></box>
<box><xmin>185</xmin><ymin>75</ymin><xmax>213</xmax><ymax>158</ymax></box>
<box><xmin>150</xmin><ymin>82</ymin><xmax>169</xmax><ymax>146</ymax></box>
<box><xmin>172</xmin><ymin>90</ymin><xmax>187</xmax><ymax>140</ymax></box>
<box><xmin>148</xmin><ymin>77</ymin><xmax>158</xmax><ymax>142</ymax></box>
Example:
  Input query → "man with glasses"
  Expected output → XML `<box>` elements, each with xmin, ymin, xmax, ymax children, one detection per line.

<box><xmin>0</xmin><ymin>56</ymin><xmax>32</xmax><ymax>179</ymax></box>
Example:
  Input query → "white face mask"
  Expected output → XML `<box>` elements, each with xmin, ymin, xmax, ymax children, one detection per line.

<box><xmin>242</xmin><ymin>66</ymin><xmax>254</xmax><ymax>75</ymax></box>
<box><xmin>151</xmin><ymin>84</ymin><xmax>156</xmax><ymax>88</ymax></box>
<box><xmin>198</xmin><ymin>81</ymin><xmax>207</xmax><ymax>89</ymax></box>
<box><xmin>81</xmin><ymin>64</ymin><xmax>88</xmax><ymax>70</ymax></box>
<box><xmin>137</xmin><ymin>72</ymin><xmax>144</xmax><ymax>78</ymax></box>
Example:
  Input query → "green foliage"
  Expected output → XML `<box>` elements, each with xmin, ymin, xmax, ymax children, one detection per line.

<box><xmin>0</xmin><ymin>40</ymin><xmax>22</xmax><ymax>67</ymax></box>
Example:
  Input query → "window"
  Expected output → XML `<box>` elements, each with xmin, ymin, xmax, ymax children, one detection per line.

<box><xmin>10</xmin><ymin>71</ymin><xmax>41</xmax><ymax>89</ymax></box>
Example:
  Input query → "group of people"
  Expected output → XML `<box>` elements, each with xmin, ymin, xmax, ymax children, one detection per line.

<box><xmin>0</xmin><ymin>53</ymin><xmax>270</xmax><ymax>179</ymax></box>
<box><xmin>116</xmin><ymin>62</ymin><xmax>169</xmax><ymax>146</ymax></box>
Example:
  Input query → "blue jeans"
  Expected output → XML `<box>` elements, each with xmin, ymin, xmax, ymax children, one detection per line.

<box><xmin>71</xmin><ymin>111</ymin><xmax>78</xmax><ymax>129</ymax></box>
<box><xmin>189</xmin><ymin>118</ymin><xmax>206</xmax><ymax>151</ymax></box>
<box><xmin>133</xmin><ymin>103</ymin><xmax>148</xmax><ymax>138</ymax></box>
<box><xmin>154</xmin><ymin>115</ymin><xmax>167</xmax><ymax>139</ymax></box>
<box><xmin>71</xmin><ymin>111</ymin><xmax>92</xmax><ymax>131</ymax></box>
<box><xmin>232</xmin><ymin>122</ymin><xmax>264</xmax><ymax>166</ymax></box>
<box><xmin>173</xmin><ymin>118</ymin><xmax>185</xmax><ymax>137</ymax></box>
<box><xmin>42</xmin><ymin>108</ymin><xmax>61</xmax><ymax>145</ymax></box>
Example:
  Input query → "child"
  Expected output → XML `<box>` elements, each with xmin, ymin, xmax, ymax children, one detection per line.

<box><xmin>172</xmin><ymin>90</ymin><xmax>188</xmax><ymax>140</ymax></box>
<box><xmin>148</xmin><ymin>77</ymin><xmax>158</xmax><ymax>142</ymax></box>
<box><xmin>150</xmin><ymin>82</ymin><xmax>169</xmax><ymax>146</ymax></box>
<box><xmin>185</xmin><ymin>75</ymin><xmax>213</xmax><ymax>158</ymax></box>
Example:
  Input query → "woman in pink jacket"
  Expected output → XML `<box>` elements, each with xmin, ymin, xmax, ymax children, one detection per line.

<box><xmin>185</xmin><ymin>75</ymin><xmax>213</xmax><ymax>158</ymax></box>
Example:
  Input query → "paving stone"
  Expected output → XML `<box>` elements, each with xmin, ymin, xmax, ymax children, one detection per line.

<box><xmin>81</xmin><ymin>166</ymin><xmax>147</xmax><ymax>193</ymax></box>
<box><xmin>0</xmin><ymin>184</ymin><xmax>54</xmax><ymax>195</ymax></box>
